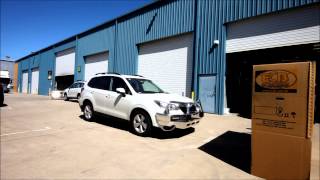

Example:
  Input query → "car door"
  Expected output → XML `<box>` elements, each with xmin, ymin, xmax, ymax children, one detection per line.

<box><xmin>66</xmin><ymin>83</ymin><xmax>75</xmax><ymax>97</ymax></box>
<box><xmin>76</xmin><ymin>83</ymin><xmax>84</xmax><ymax>95</ymax></box>
<box><xmin>68</xmin><ymin>83</ymin><xmax>78</xmax><ymax>97</ymax></box>
<box><xmin>73</xmin><ymin>83</ymin><xmax>82</xmax><ymax>97</ymax></box>
<box><xmin>88</xmin><ymin>77</ymin><xmax>111</xmax><ymax>113</ymax></box>
<box><xmin>105</xmin><ymin>77</ymin><xmax>133</xmax><ymax>120</ymax></box>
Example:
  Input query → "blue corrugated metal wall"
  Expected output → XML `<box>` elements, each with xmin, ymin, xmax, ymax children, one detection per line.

<box><xmin>18</xmin><ymin>57</ymin><xmax>31</xmax><ymax>93</ymax></box>
<box><xmin>194</xmin><ymin>0</ymin><xmax>319</xmax><ymax>114</ymax></box>
<box><xmin>17</xmin><ymin>40</ymin><xmax>76</xmax><ymax>95</ymax></box>
<box><xmin>115</xmin><ymin>0</ymin><xmax>195</xmax><ymax>74</ymax></box>
<box><xmin>38</xmin><ymin>49</ymin><xmax>55</xmax><ymax>95</ymax></box>
<box><xmin>76</xmin><ymin>26</ymin><xmax>115</xmax><ymax>80</ymax></box>
<box><xmin>16</xmin><ymin>0</ymin><xmax>319</xmax><ymax>114</ymax></box>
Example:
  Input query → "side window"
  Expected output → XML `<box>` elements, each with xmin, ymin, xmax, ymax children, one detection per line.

<box><xmin>70</xmin><ymin>83</ymin><xmax>77</xmax><ymax>88</ymax></box>
<box><xmin>111</xmin><ymin>77</ymin><xmax>131</xmax><ymax>95</ymax></box>
<box><xmin>76</xmin><ymin>83</ymin><xmax>82</xmax><ymax>88</ymax></box>
<box><xmin>97</xmin><ymin>77</ymin><xmax>111</xmax><ymax>90</ymax></box>
<box><xmin>88</xmin><ymin>78</ymin><xmax>98</xmax><ymax>88</ymax></box>
<box><xmin>79</xmin><ymin>83</ymin><xmax>84</xmax><ymax>88</ymax></box>
<box><xmin>88</xmin><ymin>77</ymin><xmax>110</xmax><ymax>90</ymax></box>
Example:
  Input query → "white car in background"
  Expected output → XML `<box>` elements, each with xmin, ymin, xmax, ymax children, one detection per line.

<box><xmin>63</xmin><ymin>81</ymin><xmax>85</xmax><ymax>101</ymax></box>
<box><xmin>79</xmin><ymin>73</ymin><xmax>204</xmax><ymax>136</ymax></box>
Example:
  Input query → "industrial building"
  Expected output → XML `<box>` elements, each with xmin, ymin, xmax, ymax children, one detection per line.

<box><xmin>15</xmin><ymin>0</ymin><xmax>320</xmax><ymax>117</ymax></box>
<box><xmin>0</xmin><ymin>59</ymin><xmax>17</xmax><ymax>92</ymax></box>
<box><xmin>0</xmin><ymin>59</ymin><xmax>15</xmax><ymax>80</ymax></box>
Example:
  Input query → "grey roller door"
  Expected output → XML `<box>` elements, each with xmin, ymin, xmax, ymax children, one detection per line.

<box><xmin>138</xmin><ymin>34</ymin><xmax>193</xmax><ymax>97</ymax></box>
<box><xmin>226</xmin><ymin>5</ymin><xmax>320</xmax><ymax>53</ymax></box>
<box><xmin>31</xmin><ymin>68</ymin><xmax>39</xmax><ymax>94</ymax></box>
<box><xmin>55</xmin><ymin>48</ymin><xmax>75</xmax><ymax>76</ymax></box>
<box><xmin>84</xmin><ymin>52</ymin><xmax>108</xmax><ymax>81</ymax></box>
<box><xmin>22</xmin><ymin>71</ymin><xmax>28</xmax><ymax>93</ymax></box>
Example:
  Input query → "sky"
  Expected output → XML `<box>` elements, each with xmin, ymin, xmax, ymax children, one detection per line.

<box><xmin>0</xmin><ymin>0</ymin><xmax>153</xmax><ymax>61</ymax></box>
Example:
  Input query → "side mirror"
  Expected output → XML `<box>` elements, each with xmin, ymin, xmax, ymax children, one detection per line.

<box><xmin>116</xmin><ymin>88</ymin><xmax>126</xmax><ymax>97</ymax></box>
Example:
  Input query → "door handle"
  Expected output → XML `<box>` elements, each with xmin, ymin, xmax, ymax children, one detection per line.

<box><xmin>208</xmin><ymin>92</ymin><xmax>215</xmax><ymax>97</ymax></box>
<box><xmin>105</xmin><ymin>95</ymin><xmax>110</xmax><ymax>98</ymax></box>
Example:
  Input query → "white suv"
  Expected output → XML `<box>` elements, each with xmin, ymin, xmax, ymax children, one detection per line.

<box><xmin>79</xmin><ymin>73</ymin><xmax>204</xmax><ymax>136</ymax></box>
<box><xmin>63</xmin><ymin>81</ymin><xmax>85</xmax><ymax>101</ymax></box>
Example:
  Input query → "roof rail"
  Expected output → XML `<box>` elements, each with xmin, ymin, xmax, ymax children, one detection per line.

<box><xmin>95</xmin><ymin>72</ymin><xmax>107</xmax><ymax>75</ymax></box>
<box><xmin>134</xmin><ymin>74</ymin><xmax>144</xmax><ymax>77</ymax></box>
<box><xmin>95</xmin><ymin>72</ymin><xmax>121</xmax><ymax>75</ymax></box>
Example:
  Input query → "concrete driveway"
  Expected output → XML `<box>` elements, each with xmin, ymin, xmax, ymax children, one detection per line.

<box><xmin>0</xmin><ymin>94</ymin><xmax>318</xmax><ymax>179</ymax></box>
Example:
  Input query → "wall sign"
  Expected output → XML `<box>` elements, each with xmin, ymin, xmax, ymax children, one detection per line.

<box><xmin>48</xmin><ymin>71</ymin><xmax>52</xmax><ymax>80</ymax></box>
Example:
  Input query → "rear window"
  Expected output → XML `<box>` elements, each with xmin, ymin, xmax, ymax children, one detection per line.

<box><xmin>88</xmin><ymin>77</ymin><xmax>110</xmax><ymax>90</ymax></box>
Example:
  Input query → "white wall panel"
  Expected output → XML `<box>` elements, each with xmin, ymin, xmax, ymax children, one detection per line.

<box><xmin>138</xmin><ymin>34</ymin><xmax>193</xmax><ymax>96</ymax></box>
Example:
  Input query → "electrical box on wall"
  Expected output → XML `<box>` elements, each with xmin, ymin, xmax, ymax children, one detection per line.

<box><xmin>251</xmin><ymin>62</ymin><xmax>316</xmax><ymax>180</ymax></box>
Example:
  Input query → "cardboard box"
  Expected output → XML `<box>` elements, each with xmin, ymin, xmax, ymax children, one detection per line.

<box><xmin>252</xmin><ymin>131</ymin><xmax>311</xmax><ymax>180</ymax></box>
<box><xmin>251</xmin><ymin>62</ymin><xmax>316</xmax><ymax>180</ymax></box>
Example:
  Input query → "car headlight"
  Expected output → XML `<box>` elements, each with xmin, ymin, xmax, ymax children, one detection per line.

<box><xmin>154</xmin><ymin>100</ymin><xmax>180</xmax><ymax>111</ymax></box>
<box><xmin>167</xmin><ymin>103</ymin><xmax>180</xmax><ymax>111</ymax></box>
<box><xmin>154</xmin><ymin>100</ymin><xmax>168</xmax><ymax>108</ymax></box>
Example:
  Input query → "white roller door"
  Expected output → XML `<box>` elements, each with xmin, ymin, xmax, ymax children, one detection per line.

<box><xmin>226</xmin><ymin>5</ymin><xmax>320</xmax><ymax>53</ymax></box>
<box><xmin>31</xmin><ymin>69</ymin><xmax>39</xmax><ymax>94</ymax></box>
<box><xmin>55</xmin><ymin>48</ymin><xmax>75</xmax><ymax>76</ymax></box>
<box><xmin>22</xmin><ymin>71</ymin><xmax>28</xmax><ymax>93</ymax></box>
<box><xmin>138</xmin><ymin>34</ymin><xmax>193</xmax><ymax>96</ymax></box>
<box><xmin>84</xmin><ymin>52</ymin><xmax>109</xmax><ymax>81</ymax></box>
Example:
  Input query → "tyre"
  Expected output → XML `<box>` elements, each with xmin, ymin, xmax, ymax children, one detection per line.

<box><xmin>64</xmin><ymin>93</ymin><xmax>69</xmax><ymax>101</ymax></box>
<box><xmin>83</xmin><ymin>102</ymin><xmax>94</xmax><ymax>121</ymax></box>
<box><xmin>131</xmin><ymin>110</ymin><xmax>153</xmax><ymax>136</ymax></box>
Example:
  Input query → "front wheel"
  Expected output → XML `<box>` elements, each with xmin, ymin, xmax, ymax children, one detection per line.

<box><xmin>64</xmin><ymin>93</ymin><xmax>69</xmax><ymax>101</ymax></box>
<box><xmin>131</xmin><ymin>110</ymin><xmax>153</xmax><ymax>136</ymax></box>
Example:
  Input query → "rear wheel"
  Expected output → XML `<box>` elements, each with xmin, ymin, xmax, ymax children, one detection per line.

<box><xmin>83</xmin><ymin>103</ymin><xmax>94</xmax><ymax>121</ymax></box>
<box><xmin>131</xmin><ymin>110</ymin><xmax>153</xmax><ymax>136</ymax></box>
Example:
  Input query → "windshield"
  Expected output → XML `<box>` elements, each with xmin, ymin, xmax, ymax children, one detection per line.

<box><xmin>126</xmin><ymin>78</ymin><xmax>164</xmax><ymax>94</ymax></box>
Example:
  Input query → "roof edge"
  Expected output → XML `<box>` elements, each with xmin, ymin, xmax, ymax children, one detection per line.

<box><xmin>16</xmin><ymin>0</ymin><xmax>163</xmax><ymax>62</ymax></box>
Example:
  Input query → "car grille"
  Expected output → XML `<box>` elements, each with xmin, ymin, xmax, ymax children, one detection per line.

<box><xmin>178</xmin><ymin>103</ymin><xmax>197</xmax><ymax>115</ymax></box>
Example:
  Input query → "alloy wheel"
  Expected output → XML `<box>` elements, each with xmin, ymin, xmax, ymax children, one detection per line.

<box><xmin>84</xmin><ymin>105</ymin><xmax>92</xmax><ymax>120</ymax></box>
<box><xmin>133</xmin><ymin>114</ymin><xmax>147</xmax><ymax>134</ymax></box>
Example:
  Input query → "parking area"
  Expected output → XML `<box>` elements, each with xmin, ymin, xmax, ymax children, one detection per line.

<box><xmin>1</xmin><ymin>94</ymin><xmax>318</xmax><ymax>179</ymax></box>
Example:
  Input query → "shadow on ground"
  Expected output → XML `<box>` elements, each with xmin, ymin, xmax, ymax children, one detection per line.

<box><xmin>66</xmin><ymin>99</ymin><xmax>79</xmax><ymax>103</ymax></box>
<box><xmin>0</xmin><ymin>104</ymin><xmax>8</xmax><ymax>107</ymax></box>
<box><xmin>199</xmin><ymin>131</ymin><xmax>251</xmax><ymax>173</ymax></box>
<box><xmin>79</xmin><ymin>114</ymin><xmax>194</xmax><ymax>139</ymax></box>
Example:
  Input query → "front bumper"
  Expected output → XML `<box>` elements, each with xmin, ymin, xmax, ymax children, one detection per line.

<box><xmin>155</xmin><ymin>111</ymin><xmax>204</xmax><ymax>130</ymax></box>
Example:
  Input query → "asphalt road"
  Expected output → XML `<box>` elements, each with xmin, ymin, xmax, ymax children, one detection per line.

<box><xmin>0</xmin><ymin>93</ymin><xmax>318</xmax><ymax>179</ymax></box>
